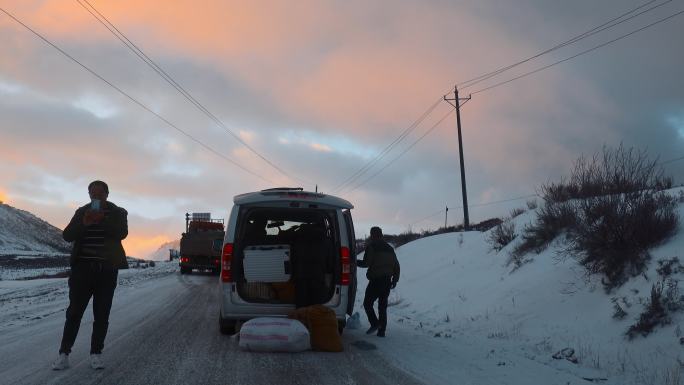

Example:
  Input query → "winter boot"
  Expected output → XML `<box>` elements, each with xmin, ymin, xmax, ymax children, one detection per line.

<box><xmin>89</xmin><ymin>354</ymin><xmax>105</xmax><ymax>370</ymax></box>
<box><xmin>52</xmin><ymin>353</ymin><xmax>70</xmax><ymax>370</ymax></box>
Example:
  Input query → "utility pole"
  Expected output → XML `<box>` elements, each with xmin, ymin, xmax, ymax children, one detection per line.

<box><xmin>444</xmin><ymin>86</ymin><xmax>471</xmax><ymax>231</ymax></box>
<box><xmin>444</xmin><ymin>206</ymin><xmax>448</xmax><ymax>229</ymax></box>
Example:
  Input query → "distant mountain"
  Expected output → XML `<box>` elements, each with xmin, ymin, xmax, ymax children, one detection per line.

<box><xmin>146</xmin><ymin>239</ymin><xmax>181</xmax><ymax>261</ymax></box>
<box><xmin>0</xmin><ymin>203</ymin><xmax>70</xmax><ymax>256</ymax></box>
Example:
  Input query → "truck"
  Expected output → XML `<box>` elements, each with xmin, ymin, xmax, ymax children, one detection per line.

<box><xmin>179</xmin><ymin>212</ymin><xmax>225</xmax><ymax>275</ymax></box>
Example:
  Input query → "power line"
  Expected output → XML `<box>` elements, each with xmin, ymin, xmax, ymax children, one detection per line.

<box><xmin>345</xmin><ymin>108</ymin><xmax>455</xmax><ymax>193</ymax></box>
<box><xmin>332</xmin><ymin>96</ymin><xmax>444</xmax><ymax>193</ymax></box>
<box><xmin>410</xmin><ymin>208</ymin><xmax>447</xmax><ymax>226</ymax></box>
<box><xmin>449</xmin><ymin>194</ymin><xmax>540</xmax><ymax>209</ymax></box>
<box><xmin>340</xmin><ymin>3</ymin><xmax>684</xmax><ymax>195</ymax></box>
<box><xmin>470</xmin><ymin>7</ymin><xmax>684</xmax><ymax>95</ymax></box>
<box><xmin>0</xmin><ymin>6</ymin><xmax>273</xmax><ymax>184</ymax></box>
<box><xmin>411</xmin><ymin>6</ymin><xmax>684</xmax><ymax>226</ymax></box>
<box><xmin>443</xmin><ymin>154</ymin><xmax>684</xmax><ymax>212</ymax></box>
<box><xmin>383</xmin><ymin>3</ymin><xmax>679</xmax><ymax>203</ymax></box>
<box><xmin>408</xmin><ymin>153</ymin><xmax>684</xmax><ymax>228</ymax></box>
<box><xmin>76</xmin><ymin>0</ymin><xmax>308</xmax><ymax>185</ymax></box>
<box><xmin>411</xmin><ymin>3</ymin><xmax>682</xmax><ymax>225</ymax></box>
<box><xmin>457</xmin><ymin>0</ymin><xmax>670</xmax><ymax>89</ymax></box>
<box><xmin>410</xmin><ymin>193</ymin><xmax>539</xmax><ymax>226</ymax></box>
<box><xmin>658</xmin><ymin>154</ymin><xmax>684</xmax><ymax>166</ymax></box>
<box><xmin>435</xmin><ymin>153</ymin><xmax>684</xmax><ymax>215</ymax></box>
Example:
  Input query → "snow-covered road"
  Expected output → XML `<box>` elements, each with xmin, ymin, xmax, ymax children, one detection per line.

<box><xmin>1</xmin><ymin>270</ymin><xmax>425</xmax><ymax>385</ymax></box>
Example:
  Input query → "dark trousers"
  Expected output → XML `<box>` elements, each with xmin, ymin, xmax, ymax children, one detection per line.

<box><xmin>59</xmin><ymin>261</ymin><xmax>118</xmax><ymax>355</ymax></box>
<box><xmin>363</xmin><ymin>276</ymin><xmax>392</xmax><ymax>332</ymax></box>
<box><xmin>294</xmin><ymin>278</ymin><xmax>326</xmax><ymax>308</ymax></box>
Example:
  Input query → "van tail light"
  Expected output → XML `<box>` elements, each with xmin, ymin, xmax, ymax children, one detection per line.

<box><xmin>221</xmin><ymin>243</ymin><xmax>233</xmax><ymax>282</ymax></box>
<box><xmin>340</xmin><ymin>246</ymin><xmax>350</xmax><ymax>286</ymax></box>
<box><xmin>180</xmin><ymin>257</ymin><xmax>189</xmax><ymax>263</ymax></box>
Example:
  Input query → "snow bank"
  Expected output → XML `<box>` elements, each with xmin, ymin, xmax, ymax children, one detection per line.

<box><xmin>354</xmin><ymin>191</ymin><xmax>684</xmax><ymax>385</ymax></box>
<box><xmin>0</xmin><ymin>261</ymin><xmax>178</xmax><ymax>334</ymax></box>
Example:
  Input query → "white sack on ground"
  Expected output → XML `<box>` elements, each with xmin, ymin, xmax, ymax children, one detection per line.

<box><xmin>239</xmin><ymin>317</ymin><xmax>310</xmax><ymax>352</ymax></box>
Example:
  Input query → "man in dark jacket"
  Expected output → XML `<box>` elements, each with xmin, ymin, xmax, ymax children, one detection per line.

<box><xmin>52</xmin><ymin>180</ymin><xmax>128</xmax><ymax>371</ymax></box>
<box><xmin>357</xmin><ymin>226</ymin><xmax>400</xmax><ymax>337</ymax></box>
<box><xmin>292</xmin><ymin>223</ymin><xmax>332</xmax><ymax>308</ymax></box>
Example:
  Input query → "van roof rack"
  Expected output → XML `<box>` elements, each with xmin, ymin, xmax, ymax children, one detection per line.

<box><xmin>260</xmin><ymin>187</ymin><xmax>304</xmax><ymax>192</ymax></box>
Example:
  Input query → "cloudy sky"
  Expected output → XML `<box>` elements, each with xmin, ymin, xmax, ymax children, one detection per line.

<box><xmin>1</xmin><ymin>0</ymin><xmax>683</xmax><ymax>258</ymax></box>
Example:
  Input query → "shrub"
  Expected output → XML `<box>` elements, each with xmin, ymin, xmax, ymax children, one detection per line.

<box><xmin>664</xmin><ymin>279</ymin><xmax>683</xmax><ymax>312</ymax></box>
<box><xmin>507</xmin><ymin>251</ymin><xmax>530</xmax><ymax>270</ymax></box>
<box><xmin>516</xmin><ymin>144</ymin><xmax>678</xmax><ymax>289</ymax></box>
<box><xmin>656</xmin><ymin>257</ymin><xmax>683</xmax><ymax>278</ymax></box>
<box><xmin>487</xmin><ymin>221</ymin><xmax>516</xmax><ymax>252</ymax></box>
<box><xmin>611</xmin><ymin>297</ymin><xmax>627</xmax><ymax>320</ymax></box>
<box><xmin>526</xmin><ymin>199</ymin><xmax>538</xmax><ymax>210</ymax></box>
<box><xmin>390</xmin><ymin>230</ymin><xmax>422</xmax><ymax>248</ymax></box>
<box><xmin>627</xmin><ymin>280</ymin><xmax>683</xmax><ymax>339</ymax></box>
<box><xmin>512</xmin><ymin>201</ymin><xmax>576</xmax><ymax>257</ymax></box>
<box><xmin>540</xmin><ymin>144</ymin><xmax>673</xmax><ymax>203</ymax></box>
<box><xmin>509</xmin><ymin>207</ymin><xmax>526</xmax><ymax>219</ymax></box>
<box><xmin>471</xmin><ymin>218</ymin><xmax>503</xmax><ymax>232</ymax></box>
<box><xmin>568</xmin><ymin>191</ymin><xmax>677</xmax><ymax>289</ymax></box>
<box><xmin>369</xmin><ymin>218</ymin><xmax>503</xmax><ymax>251</ymax></box>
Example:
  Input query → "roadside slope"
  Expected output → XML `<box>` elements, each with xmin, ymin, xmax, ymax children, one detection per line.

<box><xmin>356</xmin><ymin>193</ymin><xmax>684</xmax><ymax>384</ymax></box>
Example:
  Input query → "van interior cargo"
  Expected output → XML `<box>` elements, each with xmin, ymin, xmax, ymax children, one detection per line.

<box><xmin>235</xmin><ymin>208</ymin><xmax>338</xmax><ymax>304</ymax></box>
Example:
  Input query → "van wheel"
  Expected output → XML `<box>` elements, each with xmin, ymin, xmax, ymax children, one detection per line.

<box><xmin>219</xmin><ymin>314</ymin><xmax>237</xmax><ymax>335</ymax></box>
<box><xmin>338</xmin><ymin>319</ymin><xmax>346</xmax><ymax>335</ymax></box>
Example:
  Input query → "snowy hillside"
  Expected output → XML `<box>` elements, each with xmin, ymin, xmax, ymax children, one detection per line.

<box><xmin>354</xmin><ymin>187</ymin><xmax>684</xmax><ymax>385</ymax></box>
<box><xmin>0</xmin><ymin>203</ymin><xmax>70</xmax><ymax>256</ymax></box>
<box><xmin>146</xmin><ymin>239</ymin><xmax>181</xmax><ymax>261</ymax></box>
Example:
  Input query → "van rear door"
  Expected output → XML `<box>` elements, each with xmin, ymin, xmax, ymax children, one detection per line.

<box><xmin>342</xmin><ymin>209</ymin><xmax>357</xmax><ymax>315</ymax></box>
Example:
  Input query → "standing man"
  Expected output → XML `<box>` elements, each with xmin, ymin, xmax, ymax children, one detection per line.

<box><xmin>357</xmin><ymin>226</ymin><xmax>400</xmax><ymax>337</ymax></box>
<box><xmin>52</xmin><ymin>180</ymin><xmax>128</xmax><ymax>370</ymax></box>
<box><xmin>292</xmin><ymin>222</ymin><xmax>331</xmax><ymax>308</ymax></box>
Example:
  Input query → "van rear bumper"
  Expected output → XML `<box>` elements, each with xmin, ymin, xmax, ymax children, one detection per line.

<box><xmin>219</xmin><ymin>283</ymin><xmax>350</xmax><ymax>321</ymax></box>
<box><xmin>180</xmin><ymin>263</ymin><xmax>219</xmax><ymax>270</ymax></box>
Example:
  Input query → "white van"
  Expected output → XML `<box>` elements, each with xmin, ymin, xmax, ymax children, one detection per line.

<box><xmin>218</xmin><ymin>188</ymin><xmax>357</xmax><ymax>335</ymax></box>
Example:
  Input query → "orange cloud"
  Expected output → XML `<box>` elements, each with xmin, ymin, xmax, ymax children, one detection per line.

<box><xmin>17</xmin><ymin>1</ymin><xmax>335</xmax><ymax>57</ymax></box>
<box><xmin>0</xmin><ymin>188</ymin><xmax>9</xmax><ymax>204</ymax></box>
<box><xmin>122</xmin><ymin>234</ymin><xmax>172</xmax><ymax>258</ymax></box>
<box><xmin>6</xmin><ymin>1</ymin><xmax>499</xmax><ymax>138</ymax></box>
<box><xmin>310</xmin><ymin>143</ymin><xmax>332</xmax><ymax>152</ymax></box>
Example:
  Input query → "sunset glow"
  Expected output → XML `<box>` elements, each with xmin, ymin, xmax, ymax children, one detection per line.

<box><xmin>122</xmin><ymin>235</ymin><xmax>172</xmax><ymax>258</ymax></box>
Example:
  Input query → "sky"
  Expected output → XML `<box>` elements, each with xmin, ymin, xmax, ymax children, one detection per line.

<box><xmin>1</xmin><ymin>0</ymin><xmax>683</xmax><ymax>258</ymax></box>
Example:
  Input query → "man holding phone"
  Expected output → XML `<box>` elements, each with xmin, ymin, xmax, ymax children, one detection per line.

<box><xmin>52</xmin><ymin>180</ymin><xmax>128</xmax><ymax>370</ymax></box>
